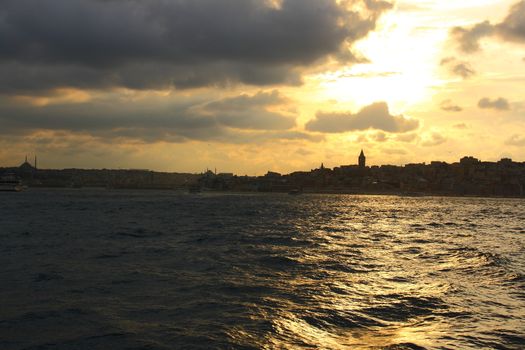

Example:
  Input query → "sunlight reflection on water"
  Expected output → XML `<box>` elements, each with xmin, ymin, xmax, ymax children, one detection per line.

<box><xmin>0</xmin><ymin>190</ymin><xmax>524</xmax><ymax>349</ymax></box>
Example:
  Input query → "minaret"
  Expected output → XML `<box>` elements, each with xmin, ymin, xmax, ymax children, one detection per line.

<box><xmin>358</xmin><ymin>150</ymin><xmax>366</xmax><ymax>168</ymax></box>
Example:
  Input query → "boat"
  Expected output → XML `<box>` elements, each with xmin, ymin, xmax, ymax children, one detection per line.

<box><xmin>0</xmin><ymin>174</ymin><xmax>26</xmax><ymax>192</ymax></box>
<box><xmin>288</xmin><ymin>189</ymin><xmax>303</xmax><ymax>195</ymax></box>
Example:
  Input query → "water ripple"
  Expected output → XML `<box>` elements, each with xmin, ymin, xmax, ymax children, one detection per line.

<box><xmin>0</xmin><ymin>190</ymin><xmax>524</xmax><ymax>349</ymax></box>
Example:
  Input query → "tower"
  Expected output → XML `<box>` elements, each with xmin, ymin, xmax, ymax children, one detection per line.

<box><xmin>34</xmin><ymin>155</ymin><xmax>37</xmax><ymax>170</ymax></box>
<box><xmin>358</xmin><ymin>150</ymin><xmax>366</xmax><ymax>168</ymax></box>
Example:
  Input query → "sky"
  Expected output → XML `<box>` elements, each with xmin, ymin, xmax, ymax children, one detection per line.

<box><xmin>0</xmin><ymin>0</ymin><xmax>524</xmax><ymax>174</ymax></box>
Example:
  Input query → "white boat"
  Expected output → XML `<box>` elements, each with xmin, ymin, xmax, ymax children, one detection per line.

<box><xmin>0</xmin><ymin>174</ymin><xmax>26</xmax><ymax>192</ymax></box>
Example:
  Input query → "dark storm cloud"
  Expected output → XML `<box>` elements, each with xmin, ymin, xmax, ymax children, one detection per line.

<box><xmin>451</xmin><ymin>1</ymin><xmax>525</xmax><ymax>53</ymax></box>
<box><xmin>203</xmin><ymin>91</ymin><xmax>286</xmax><ymax>111</ymax></box>
<box><xmin>0</xmin><ymin>61</ymin><xmax>304</xmax><ymax>95</ymax></box>
<box><xmin>0</xmin><ymin>91</ymin><xmax>304</xmax><ymax>143</ymax></box>
<box><xmin>305</xmin><ymin>102</ymin><xmax>419</xmax><ymax>134</ymax></box>
<box><xmin>200</xmin><ymin>91</ymin><xmax>295</xmax><ymax>130</ymax></box>
<box><xmin>478</xmin><ymin>97</ymin><xmax>511</xmax><ymax>110</ymax></box>
<box><xmin>0</xmin><ymin>0</ymin><xmax>391</xmax><ymax>94</ymax></box>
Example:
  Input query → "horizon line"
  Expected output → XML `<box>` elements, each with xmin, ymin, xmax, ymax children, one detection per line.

<box><xmin>1</xmin><ymin>155</ymin><xmax>522</xmax><ymax>176</ymax></box>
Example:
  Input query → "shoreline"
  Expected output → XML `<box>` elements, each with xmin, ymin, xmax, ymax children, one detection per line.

<box><xmin>15</xmin><ymin>186</ymin><xmax>525</xmax><ymax>200</ymax></box>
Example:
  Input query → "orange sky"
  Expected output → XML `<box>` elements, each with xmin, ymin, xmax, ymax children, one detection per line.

<box><xmin>1</xmin><ymin>0</ymin><xmax>524</xmax><ymax>174</ymax></box>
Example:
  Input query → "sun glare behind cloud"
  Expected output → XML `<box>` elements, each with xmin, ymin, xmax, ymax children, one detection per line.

<box><xmin>0</xmin><ymin>0</ymin><xmax>524</xmax><ymax>172</ymax></box>
<box><xmin>316</xmin><ymin>6</ymin><xmax>446</xmax><ymax>112</ymax></box>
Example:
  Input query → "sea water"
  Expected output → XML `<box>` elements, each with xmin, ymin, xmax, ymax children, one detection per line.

<box><xmin>1</xmin><ymin>189</ymin><xmax>524</xmax><ymax>349</ymax></box>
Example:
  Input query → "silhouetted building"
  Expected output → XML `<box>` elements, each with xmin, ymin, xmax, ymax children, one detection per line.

<box><xmin>498</xmin><ymin>158</ymin><xmax>513</xmax><ymax>166</ymax></box>
<box><xmin>2</xmin><ymin>154</ymin><xmax>524</xmax><ymax>197</ymax></box>
<box><xmin>265</xmin><ymin>171</ymin><xmax>282</xmax><ymax>178</ymax></box>
<box><xmin>19</xmin><ymin>155</ymin><xmax>36</xmax><ymax>173</ymax></box>
<box><xmin>460</xmin><ymin>156</ymin><xmax>479</xmax><ymax>166</ymax></box>
<box><xmin>359</xmin><ymin>150</ymin><xmax>366</xmax><ymax>168</ymax></box>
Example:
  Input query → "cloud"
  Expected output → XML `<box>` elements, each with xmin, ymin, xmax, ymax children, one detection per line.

<box><xmin>356</xmin><ymin>134</ymin><xmax>369</xmax><ymax>143</ymax></box>
<box><xmin>0</xmin><ymin>0</ymin><xmax>392</xmax><ymax>94</ymax></box>
<box><xmin>498</xmin><ymin>0</ymin><xmax>525</xmax><ymax>43</ymax></box>
<box><xmin>440</xmin><ymin>57</ymin><xmax>475</xmax><ymax>79</ymax></box>
<box><xmin>200</xmin><ymin>91</ymin><xmax>295</xmax><ymax>130</ymax></box>
<box><xmin>453</xmin><ymin>123</ymin><xmax>468</xmax><ymax>129</ymax></box>
<box><xmin>305</xmin><ymin>102</ymin><xmax>419</xmax><ymax>133</ymax></box>
<box><xmin>396</xmin><ymin>3</ymin><xmax>430</xmax><ymax>12</ymax></box>
<box><xmin>295</xmin><ymin>148</ymin><xmax>314</xmax><ymax>156</ymax></box>
<box><xmin>505</xmin><ymin>134</ymin><xmax>525</xmax><ymax>146</ymax></box>
<box><xmin>478</xmin><ymin>97</ymin><xmax>510</xmax><ymax>111</ymax></box>
<box><xmin>381</xmin><ymin>148</ymin><xmax>407</xmax><ymax>155</ymax></box>
<box><xmin>247</xmin><ymin>130</ymin><xmax>324</xmax><ymax>143</ymax></box>
<box><xmin>396</xmin><ymin>133</ymin><xmax>418</xmax><ymax>143</ymax></box>
<box><xmin>422</xmin><ymin>132</ymin><xmax>447</xmax><ymax>147</ymax></box>
<box><xmin>440</xmin><ymin>99</ymin><xmax>463</xmax><ymax>112</ymax></box>
<box><xmin>364</xmin><ymin>0</ymin><xmax>393</xmax><ymax>12</ymax></box>
<box><xmin>451</xmin><ymin>21</ymin><xmax>495</xmax><ymax>53</ymax></box>
<box><xmin>451</xmin><ymin>63</ymin><xmax>476</xmax><ymax>79</ymax></box>
<box><xmin>372</xmin><ymin>131</ymin><xmax>389</xmax><ymax>142</ymax></box>
<box><xmin>0</xmin><ymin>91</ymin><xmax>310</xmax><ymax>143</ymax></box>
<box><xmin>338</xmin><ymin>71</ymin><xmax>400</xmax><ymax>79</ymax></box>
<box><xmin>451</xmin><ymin>1</ymin><xmax>525</xmax><ymax>53</ymax></box>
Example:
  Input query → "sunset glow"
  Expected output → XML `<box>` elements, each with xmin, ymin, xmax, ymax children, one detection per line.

<box><xmin>2</xmin><ymin>2</ymin><xmax>525</xmax><ymax>349</ymax></box>
<box><xmin>1</xmin><ymin>0</ymin><xmax>524</xmax><ymax>173</ymax></box>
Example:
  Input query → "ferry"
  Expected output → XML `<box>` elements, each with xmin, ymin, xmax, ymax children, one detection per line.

<box><xmin>0</xmin><ymin>174</ymin><xmax>26</xmax><ymax>192</ymax></box>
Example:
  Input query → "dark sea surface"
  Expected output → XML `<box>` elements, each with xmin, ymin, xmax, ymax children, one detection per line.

<box><xmin>1</xmin><ymin>189</ymin><xmax>524</xmax><ymax>350</ymax></box>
